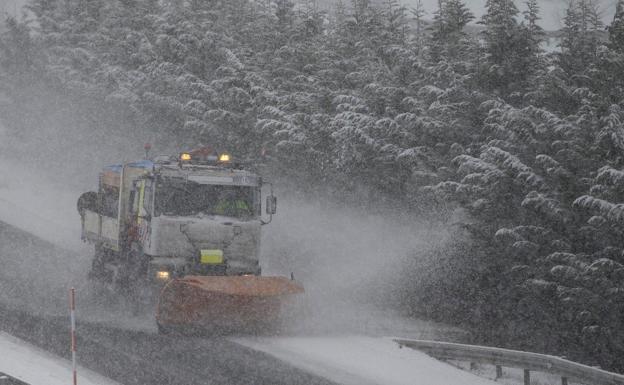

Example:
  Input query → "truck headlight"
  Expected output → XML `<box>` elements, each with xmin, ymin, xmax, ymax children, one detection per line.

<box><xmin>156</xmin><ymin>271</ymin><xmax>170</xmax><ymax>280</ymax></box>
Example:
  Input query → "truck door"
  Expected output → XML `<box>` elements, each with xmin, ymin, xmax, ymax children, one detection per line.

<box><xmin>130</xmin><ymin>178</ymin><xmax>153</xmax><ymax>248</ymax></box>
<box><xmin>92</xmin><ymin>182</ymin><xmax>121</xmax><ymax>251</ymax></box>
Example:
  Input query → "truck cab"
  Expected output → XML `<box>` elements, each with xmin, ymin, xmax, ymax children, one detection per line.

<box><xmin>78</xmin><ymin>149</ymin><xmax>276</xmax><ymax>288</ymax></box>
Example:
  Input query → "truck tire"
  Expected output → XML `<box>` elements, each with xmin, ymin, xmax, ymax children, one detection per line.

<box><xmin>89</xmin><ymin>244</ymin><xmax>108</xmax><ymax>281</ymax></box>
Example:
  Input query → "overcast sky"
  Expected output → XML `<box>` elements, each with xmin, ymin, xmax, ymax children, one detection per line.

<box><xmin>0</xmin><ymin>0</ymin><xmax>618</xmax><ymax>30</ymax></box>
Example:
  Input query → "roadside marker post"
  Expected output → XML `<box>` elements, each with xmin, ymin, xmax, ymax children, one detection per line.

<box><xmin>70</xmin><ymin>288</ymin><xmax>77</xmax><ymax>385</ymax></box>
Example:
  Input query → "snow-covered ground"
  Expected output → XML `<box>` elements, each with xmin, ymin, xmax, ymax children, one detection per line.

<box><xmin>237</xmin><ymin>336</ymin><xmax>497</xmax><ymax>385</ymax></box>
<box><xmin>0</xmin><ymin>332</ymin><xmax>120</xmax><ymax>385</ymax></box>
<box><xmin>0</xmin><ymin>157</ymin><xmax>86</xmax><ymax>252</ymax></box>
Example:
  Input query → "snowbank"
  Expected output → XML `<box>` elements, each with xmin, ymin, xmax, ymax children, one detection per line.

<box><xmin>0</xmin><ymin>332</ymin><xmax>120</xmax><ymax>385</ymax></box>
<box><xmin>236</xmin><ymin>336</ymin><xmax>497</xmax><ymax>385</ymax></box>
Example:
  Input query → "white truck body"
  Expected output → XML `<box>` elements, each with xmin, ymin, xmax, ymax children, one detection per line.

<box><xmin>79</xmin><ymin>157</ymin><xmax>267</xmax><ymax>280</ymax></box>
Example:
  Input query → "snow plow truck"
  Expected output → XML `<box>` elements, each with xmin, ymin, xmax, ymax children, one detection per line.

<box><xmin>77</xmin><ymin>147</ymin><xmax>303</xmax><ymax>333</ymax></box>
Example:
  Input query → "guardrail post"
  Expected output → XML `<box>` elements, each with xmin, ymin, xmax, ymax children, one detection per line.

<box><xmin>523</xmin><ymin>369</ymin><xmax>530</xmax><ymax>385</ymax></box>
<box><xmin>561</xmin><ymin>377</ymin><xmax>568</xmax><ymax>385</ymax></box>
<box><xmin>495</xmin><ymin>365</ymin><xmax>503</xmax><ymax>379</ymax></box>
<box><xmin>70</xmin><ymin>288</ymin><xmax>77</xmax><ymax>385</ymax></box>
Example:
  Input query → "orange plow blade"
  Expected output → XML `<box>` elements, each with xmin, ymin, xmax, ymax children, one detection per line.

<box><xmin>156</xmin><ymin>275</ymin><xmax>304</xmax><ymax>333</ymax></box>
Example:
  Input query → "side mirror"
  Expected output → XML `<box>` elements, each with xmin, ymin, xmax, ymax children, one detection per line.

<box><xmin>77</xmin><ymin>191</ymin><xmax>99</xmax><ymax>214</ymax></box>
<box><xmin>266</xmin><ymin>196</ymin><xmax>277</xmax><ymax>215</ymax></box>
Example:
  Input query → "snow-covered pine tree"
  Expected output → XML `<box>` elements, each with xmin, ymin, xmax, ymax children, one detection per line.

<box><xmin>558</xmin><ymin>0</ymin><xmax>603</xmax><ymax>77</ymax></box>
<box><xmin>409</xmin><ymin>0</ymin><xmax>427</xmax><ymax>55</ymax></box>
<box><xmin>296</xmin><ymin>0</ymin><xmax>325</xmax><ymax>40</ymax></box>
<box><xmin>380</xmin><ymin>0</ymin><xmax>408</xmax><ymax>46</ymax></box>
<box><xmin>275</xmin><ymin>0</ymin><xmax>296</xmax><ymax>46</ymax></box>
<box><xmin>0</xmin><ymin>17</ymin><xmax>35</xmax><ymax>79</ymax></box>
<box><xmin>595</xmin><ymin>0</ymin><xmax>624</xmax><ymax>106</ymax></box>
<box><xmin>609</xmin><ymin>0</ymin><xmax>624</xmax><ymax>53</ymax></box>
<box><xmin>518</xmin><ymin>0</ymin><xmax>545</xmax><ymax>84</ymax></box>
<box><xmin>26</xmin><ymin>0</ymin><xmax>59</xmax><ymax>35</ymax></box>
<box><xmin>428</xmin><ymin>0</ymin><xmax>474</xmax><ymax>61</ymax></box>
<box><xmin>479</xmin><ymin>0</ymin><xmax>532</xmax><ymax>94</ymax></box>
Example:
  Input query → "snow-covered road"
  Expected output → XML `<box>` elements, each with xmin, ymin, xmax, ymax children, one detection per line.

<box><xmin>237</xmin><ymin>336</ymin><xmax>497</xmax><ymax>385</ymax></box>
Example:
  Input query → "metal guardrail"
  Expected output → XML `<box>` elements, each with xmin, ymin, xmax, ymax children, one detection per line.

<box><xmin>394</xmin><ymin>339</ymin><xmax>624</xmax><ymax>385</ymax></box>
<box><xmin>0</xmin><ymin>373</ymin><xmax>29</xmax><ymax>385</ymax></box>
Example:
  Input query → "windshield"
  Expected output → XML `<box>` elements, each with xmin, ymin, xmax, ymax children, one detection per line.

<box><xmin>154</xmin><ymin>178</ymin><xmax>258</xmax><ymax>218</ymax></box>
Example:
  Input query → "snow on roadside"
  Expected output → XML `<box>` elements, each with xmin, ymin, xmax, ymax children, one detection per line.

<box><xmin>0</xmin><ymin>158</ymin><xmax>86</xmax><ymax>252</ymax></box>
<box><xmin>0</xmin><ymin>332</ymin><xmax>121</xmax><ymax>385</ymax></box>
<box><xmin>235</xmin><ymin>336</ymin><xmax>498</xmax><ymax>385</ymax></box>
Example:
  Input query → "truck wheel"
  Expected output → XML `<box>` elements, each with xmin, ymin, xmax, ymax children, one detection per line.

<box><xmin>89</xmin><ymin>244</ymin><xmax>108</xmax><ymax>281</ymax></box>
